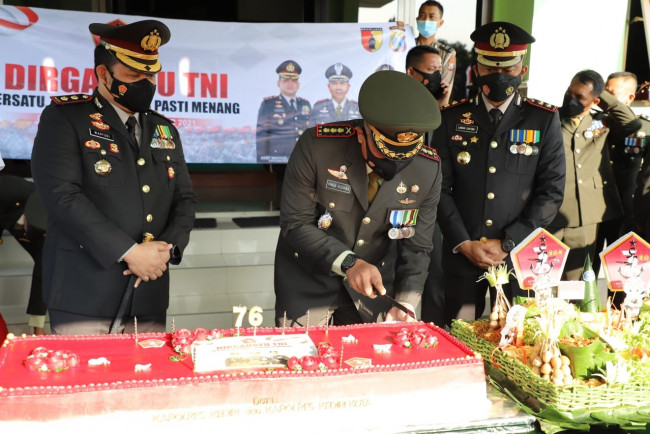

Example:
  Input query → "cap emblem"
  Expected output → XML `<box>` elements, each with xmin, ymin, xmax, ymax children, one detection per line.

<box><xmin>141</xmin><ymin>29</ymin><xmax>162</xmax><ymax>52</ymax></box>
<box><xmin>334</xmin><ymin>63</ymin><xmax>343</xmax><ymax>76</ymax></box>
<box><xmin>286</xmin><ymin>62</ymin><xmax>296</xmax><ymax>73</ymax></box>
<box><xmin>397</xmin><ymin>131</ymin><xmax>418</xmax><ymax>143</ymax></box>
<box><xmin>490</xmin><ymin>27</ymin><xmax>510</xmax><ymax>50</ymax></box>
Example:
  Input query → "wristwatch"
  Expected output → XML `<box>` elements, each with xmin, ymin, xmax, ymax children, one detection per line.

<box><xmin>501</xmin><ymin>237</ymin><xmax>516</xmax><ymax>253</ymax></box>
<box><xmin>341</xmin><ymin>253</ymin><xmax>360</xmax><ymax>273</ymax></box>
<box><xmin>170</xmin><ymin>244</ymin><xmax>181</xmax><ymax>260</ymax></box>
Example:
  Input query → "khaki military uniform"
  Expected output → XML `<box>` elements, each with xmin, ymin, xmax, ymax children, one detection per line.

<box><xmin>549</xmin><ymin>91</ymin><xmax>639</xmax><ymax>280</ymax></box>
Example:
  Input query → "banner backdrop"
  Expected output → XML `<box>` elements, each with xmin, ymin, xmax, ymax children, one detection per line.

<box><xmin>0</xmin><ymin>6</ymin><xmax>414</xmax><ymax>164</ymax></box>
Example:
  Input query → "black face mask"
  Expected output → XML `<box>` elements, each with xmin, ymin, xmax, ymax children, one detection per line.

<box><xmin>475</xmin><ymin>72</ymin><xmax>522</xmax><ymax>102</ymax></box>
<box><xmin>413</xmin><ymin>68</ymin><xmax>443</xmax><ymax>99</ymax></box>
<box><xmin>559</xmin><ymin>93</ymin><xmax>585</xmax><ymax>118</ymax></box>
<box><xmin>363</xmin><ymin>136</ymin><xmax>412</xmax><ymax>181</ymax></box>
<box><xmin>106</xmin><ymin>69</ymin><xmax>156</xmax><ymax>113</ymax></box>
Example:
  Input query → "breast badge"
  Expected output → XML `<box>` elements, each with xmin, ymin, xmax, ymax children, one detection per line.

<box><xmin>85</xmin><ymin>140</ymin><xmax>101</xmax><ymax>149</ymax></box>
<box><xmin>456</xmin><ymin>150</ymin><xmax>471</xmax><ymax>165</ymax></box>
<box><xmin>89</xmin><ymin>113</ymin><xmax>103</xmax><ymax>121</ymax></box>
<box><xmin>410</xmin><ymin>184</ymin><xmax>419</xmax><ymax>194</ymax></box>
<box><xmin>318</xmin><ymin>211</ymin><xmax>333</xmax><ymax>230</ymax></box>
<box><xmin>396</xmin><ymin>181</ymin><xmax>407</xmax><ymax>194</ymax></box>
<box><xmin>327</xmin><ymin>165</ymin><xmax>348</xmax><ymax>179</ymax></box>
<box><xmin>94</xmin><ymin>159</ymin><xmax>112</xmax><ymax>176</ymax></box>
<box><xmin>109</xmin><ymin>143</ymin><xmax>119</xmax><ymax>153</ymax></box>
<box><xmin>168</xmin><ymin>167</ymin><xmax>175</xmax><ymax>179</ymax></box>
<box><xmin>397</xmin><ymin>198</ymin><xmax>416</xmax><ymax>205</ymax></box>
<box><xmin>91</xmin><ymin>120</ymin><xmax>110</xmax><ymax>131</ymax></box>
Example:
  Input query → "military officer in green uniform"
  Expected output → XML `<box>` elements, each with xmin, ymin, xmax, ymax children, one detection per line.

<box><xmin>31</xmin><ymin>20</ymin><xmax>196</xmax><ymax>335</ymax></box>
<box><xmin>256</xmin><ymin>60</ymin><xmax>311</xmax><ymax>163</ymax></box>
<box><xmin>311</xmin><ymin>63</ymin><xmax>361</xmax><ymax>124</ymax></box>
<box><xmin>435</xmin><ymin>22</ymin><xmax>566</xmax><ymax>325</ymax></box>
<box><xmin>274</xmin><ymin>70</ymin><xmax>442</xmax><ymax>326</ymax></box>
<box><xmin>634</xmin><ymin>113</ymin><xmax>650</xmax><ymax>237</ymax></box>
<box><xmin>548</xmin><ymin>70</ymin><xmax>639</xmax><ymax>281</ymax></box>
<box><xmin>605</xmin><ymin>72</ymin><xmax>649</xmax><ymax>234</ymax></box>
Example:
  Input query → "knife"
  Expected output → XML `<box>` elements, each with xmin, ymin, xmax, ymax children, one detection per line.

<box><xmin>374</xmin><ymin>288</ymin><xmax>417</xmax><ymax>320</ymax></box>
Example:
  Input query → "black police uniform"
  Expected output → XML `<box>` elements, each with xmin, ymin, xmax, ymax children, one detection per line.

<box><xmin>31</xmin><ymin>90</ymin><xmax>196</xmax><ymax>320</ymax></box>
<box><xmin>256</xmin><ymin>95</ymin><xmax>311</xmax><ymax>163</ymax></box>
<box><xmin>436</xmin><ymin>93</ymin><xmax>565</xmax><ymax>324</ymax></box>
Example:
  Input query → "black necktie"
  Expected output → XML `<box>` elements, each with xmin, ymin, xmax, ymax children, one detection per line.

<box><xmin>289</xmin><ymin>98</ymin><xmax>296</xmax><ymax>112</ymax></box>
<box><xmin>126</xmin><ymin>116</ymin><xmax>138</xmax><ymax>145</ymax></box>
<box><xmin>489</xmin><ymin>108</ymin><xmax>502</xmax><ymax>130</ymax></box>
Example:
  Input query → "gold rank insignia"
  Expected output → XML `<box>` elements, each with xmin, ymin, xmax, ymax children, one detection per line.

<box><xmin>316</xmin><ymin>124</ymin><xmax>355</xmax><ymax>138</ymax></box>
<box><xmin>109</xmin><ymin>143</ymin><xmax>119</xmax><ymax>153</ymax></box>
<box><xmin>410</xmin><ymin>184</ymin><xmax>419</xmax><ymax>194</ymax></box>
<box><xmin>50</xmin><ymin>94</ymin><xmax>91</xmax><ymax>105</ymax></box>
<box><xmin>168</xmin><ymin>167</ymin><xmax>175</xmax><ymax>179</ymax></box>
<box><xmin>470</xmin><ymin>136</ymin><xmax>479</xmax><ymax>143</ymax></box>
<box><xmin>89</xmin><ymin>113</ymin><xmax>103</xmax><ymax>121</ymax></box>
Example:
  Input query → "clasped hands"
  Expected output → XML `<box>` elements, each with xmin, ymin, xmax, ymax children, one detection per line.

<box><xmin>123</xmin><ymin>241</ymin><xmax>172</xmax><ymax>287</ymax></box>
<box><xmin>345</xmin><ymin>259</ymin><xmax>416</xmax><ymax>323</ymax></box>
<box><xmin>458</xmin><ymin>239</ymin><xmax>508</xmax><ymax>270</ymax></box>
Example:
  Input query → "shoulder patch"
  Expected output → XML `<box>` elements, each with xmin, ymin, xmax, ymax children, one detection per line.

<box><xmin>524</xmin><ymin>98</ymin><xmax>558</xmax><ymax>112</ymax></box>
<box><xmin>148</xmin><ymin>109</ymin><xmax>174</xmax><ymax>123</ymax></box>
<box><xmin>50</xmin><ymin>94</ymin><xmax>92</xmax><ymax>105</ymax></box>
<box><xmin>316</xmin><ymin>124</ymin><xmax>355</xmax><ymax>138</ymax></box>
<box><xmin>418</xmin><ymin>145</ymin><xmax>439</xmax><ymax>161</ymax></box>
<box><xmin>441</xmin><ymin>98</ymin><xmax>471</xmax><ymax>111</ymax></box>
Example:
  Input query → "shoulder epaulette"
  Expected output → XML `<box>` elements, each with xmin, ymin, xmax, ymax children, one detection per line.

<box><xmin>316</xmin><ymin>124</ymin><xmax>355</xmax><ymax>138</ymax></box>
<box><xmin>524</xmin><ymin>98</ymin><xmax>558</xmax><ymax>112</ymax></box>
<box><xmin>263</xmin><ymin>95</ymin><xmax>278</xmax><ymax>101</ymax></box>
<box><xmin>314</xmin><ymin>98</ymin><xmax>329</xmax><ymax>105</ymax></box>
<box><xmin>147</xmin><ymin>109</ymin><xmax>173</xmax><ymax>123</ymax></box>
<box><xmin>418</xmin><ymin>144</ymin><xmax>439</xmax><ymax>161</ymax></box>
<box><xmin>50</xmin><ymin>94</ymin><xmax>92</xmax><ymax>105</ymax></box>
<box><xmin>297</xmin><ymin>96</ymin><xmax>309</xmax><ymax>103</ymax></box>
<box><xmin>436</xmin><ymin>41</ymin><xmax>455</xmax><ymax>53</ymax></box>
<box><xmin>441</xmin><ymin>98</ymin><xmax>471</xmax><ymax>111</ymax></box>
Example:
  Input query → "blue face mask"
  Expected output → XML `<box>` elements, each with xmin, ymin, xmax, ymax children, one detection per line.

<box><xmin>417</xmin><ymin>20</ymin><xmax>438</xmax><ymax>37</ymax></box>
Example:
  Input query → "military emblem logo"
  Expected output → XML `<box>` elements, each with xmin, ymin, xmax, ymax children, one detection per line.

<box><xmin>361</xmin><ymin>28</ymin><xmax>383</xmax><ymax>52</ymax></box>
<box><xmin>490</xmin><ymin>26</ymin><xmax>510</xmax><ymax>49</ymax></box>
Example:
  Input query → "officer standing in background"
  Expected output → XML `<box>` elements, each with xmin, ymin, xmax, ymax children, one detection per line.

<box><xmin>256</xmin><ymin>60</ymin><xmax>311</xmax><ymax>163</ymax></box>
<box><xmin>548</xmin><ymin>70</ymin><xmax>639</xmax><ymax>281</ymax></box>
<box><xmin>435</xmin><ymin>22</ymin><xmax>565</xmax><ymax>325</ymax></box>
<box><xmin>634</xmin><ymin>114</ymin><xmax>650</xmax><ymax>237</ymax></box>
<box><xmin>311</xmin><ymin>63</ymin><xmax>360</xmax><ymax>124</ymax></box>
<box><xmin>31</xmin><ymin>20</ymin><xmax>196</xmax><ymax>335</ymax></box>
<box><xmin>414</xmin><ymin>1</ymin><xmax>456</xmax><ymax>101</ymax></box>
<box><xmin>274</xmin><ymin>70</ymin><xmax>441</xmax><ymax>326</ymax></box>
<box><xmin>605</xmin><ymin>72</ymin><xmax>649</xmax><ymax>234</ymax></box>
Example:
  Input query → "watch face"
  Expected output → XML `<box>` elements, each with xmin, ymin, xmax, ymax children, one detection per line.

<box><xmin>502</xmin><ymin>239</ymin><xmax>515</xmax><ymax>252</ymax></box>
